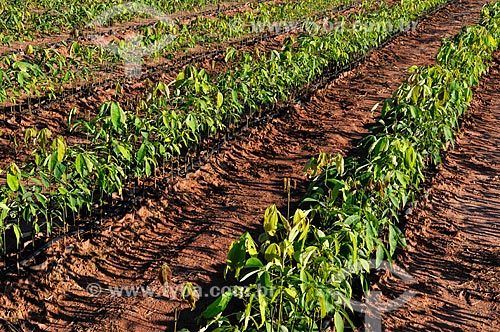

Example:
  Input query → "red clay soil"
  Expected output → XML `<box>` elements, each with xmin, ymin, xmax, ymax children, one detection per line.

<box><xmin>378</xmin><ymin>54</ymin><xmax>500</xmax><ymax>332</ymax></box>
<box><xmin>0</xmin><ymin>0</ymin><xmax>493</xmax><ymax>331</ymax></box>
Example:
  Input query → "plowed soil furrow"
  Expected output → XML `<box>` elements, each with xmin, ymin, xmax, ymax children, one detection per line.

<box><xmin>380</xmin><ymin>53</ymin><xmax>500</xmax><ymax>332</ymax></box>
<box><xmin>0</xmin><ymin>0</ymin><xmax>492</xmax><ymax>331</ymax></box>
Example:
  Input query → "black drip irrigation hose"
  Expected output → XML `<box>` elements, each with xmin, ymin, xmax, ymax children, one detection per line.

<box><xmin>0</xmin><ymin>0</ymin><xmax>457</xmax><ymax>279</ymax></box>
<box><xmin>0</xmin><ymin>1</ymin><xmax>361</xmax><ymax>116</ymax></box>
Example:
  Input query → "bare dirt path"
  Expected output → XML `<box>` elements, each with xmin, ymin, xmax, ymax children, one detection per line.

<box><xmin>380</xmin><ymin>53</ymin><xmax>500</xmax><ymax>332</ymax></box>
<box><xmin>0</xmin><ymin>0</ymin><xmax>492</xmax><ymax>331</ymax></box>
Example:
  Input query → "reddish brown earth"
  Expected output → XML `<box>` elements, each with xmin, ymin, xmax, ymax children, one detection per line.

<box><xmin>379</xmin><ymin>53</ymin><xmax>500</xmax><ymax>332</ymax></box>
<box><xmin>0</xmin><ymin>0</ymin><xmax>496</xmax><ymax>331</ymax></box>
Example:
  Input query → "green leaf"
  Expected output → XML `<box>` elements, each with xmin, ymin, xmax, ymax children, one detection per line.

<box><xmin>411</xmin><ymin>85</ymin><xmax>420</xmax><ymax>104</ymax></box>
<box><xmin>226</xmin><ymin>235</ymin><xmax>246</xmax><ymax>278</ymax></box>
<box><xmin>405</xmin><ymin>146</ymin><xmax>416</xmax><ymax>168</ymax></box>
<box><xmin>244</xmin><ymin>232</ymin><xmax>258</xmax><ymax>256</ymax></box>
<box><xmin>395</xmin><ymin>171</ymin><xmax>408</xmax><ymax>187</ymax></box>
<box><xmin>258</xmin><ymin>288</ymin><xmax>267</xmax><ymax>327</ymax></box>
<box><xmin>115</xmin><ymin>142</ymin><xmax>131</xmax><ymax>161</ymax></box>
<box><xmin>24</xmin><ymin>127</ymin><xmax>37</xmax><ymax>146</ymax></box>
<box><xmin>200</xmin><ymin>292</ymin><xmax>233</xmax><ymax>319</ymax></box>
<box><xmin>318</xmin><ymin>291</ymin><xmax>327</xmax><ymax>318</ymax></box>
<box><xmin>334</xmin><ymin>312</ymin><xmax>345</xmax><ymax>332</ymax></box>
<box><xmin>264</xmin><ymin>243</ymin><xmax>281</xmax><ymax>263</ymax></box>
<box><xmin>7</xmin><ymin>172</ymin><xmax>19</xmax><ymax>192</ymax></box>
<box><xmin>34</xmin><ymin>192</ymin><xmax>47</xmax><ymax>207</ymax></box>
<box><xmin>224</xmin><ymin>47</ymin><xmax>237</xmax><ymax>62</ymax></box>
<box><xmin>137</xmin><ymin>144</ymin><xmax>146</xmax><ymax>163</ymax></box>
<box><xmin>283</xmin><ymin>287</ymin><xmax>297</xmax><ymax>300</ymax></box>
<box><xmin>370</xmin><ymin>137</ymin><xmax>387</xmax><ymax>155</ymax></box>
<box><xmin>292</xmin><ymin>209</ymin><xmax>305</xmax><ymax>226</ymax></box>
<box><xmin>245</xmin><ymin>257</ymin><xmax>263</xmax><ymax>268</ymax></box>
<box><xmin>53</xmin><ymin>162</ymin><xmax>66</xmax><ymax>180</ymax></box>
<box><xmin>181</xmin><ymin>282</ymin><xmax>199</xmax><ymax>310</ymax></box>
<box><xmin>216</xmin><ymin>91</ymin><xmax>224</xmax><ymax>108</ymax></box>
<box><xmin>75</xmin><ymin>154</ymin><xmax>85</xmax><ymax>177</ymax></box>
<box><xmin>110</xmin><ymin>102</ymin><xmax>125</xmax><ymax>131</ymax></box>
<box><xmin>12</xmin><ymin>224</ymin><xmax>22</xmax><ymax>247</ymax></box>
<box><xmin>344</xmin><ymin>215</ymin><xmax>360</xmax><ymax>225</ymax></box>
<box><xmin>176</xmin><ymin>70</ymin><xmax>185</xmax><ymax>82</ymax></box>
<box><xmin>259</xmin><ymin>271</ymin><xmax>272</xmax><ymax>288</ymax></box>
<box><xmin>231</xmin><ymin>89</ymin><xmax>239</xmax><ymax>104</ymax></box>
<box><xmin>185</xmin><ymin>114</ymin><xmax>197</xmax><ymax>132</ymax></box>
<box><xmin>13</xmin><ymin>61</ymin><xmax>31</xmax><ymax>72</ymax></box>
<box><xmin>52</xmin><ymin>137</ymin><xmax>66</xmax><ymax>162</ymax></box>
<box><xmin>58</xmin><ymin>185</ymin><xmax>69</xmax><ymax>195</ymax></box>
<box><xmin>0</xmin><ymin>202</ymin><xmax>10</xmax><ymax>217</ymax></box>
<box><xmin>243</xmin><ymin>293</ymin><xmax>254</xmax><ymax>330</ymax></box>
<box><xmin>263</xmin><ymin>204</ymin><xmax>279</xmax><ymax>236</ymax></box>
<box><xmin>376</xmin><ymin>244</ymin><xmax>385</xmax><ymax>268</ymax></box>
<box><xmin>443</xmin><ymin>125</ymin><xmax>453</xmax><ymax>143</ymax></box>
<box><xmin>40</xmin><ymin>172</ymin><xmax>50</xmax><ymax>188</ymax></box>
<box><xmin>145</xmin><ymin>159</ymin><xmax>152</xmax><ymax>177</ymax></box>
<box><xmin>334</xmin><ymin>153</ymin><xmax>344</xmax><ymax>175</ymax></box>
<box><xmin>389</xmin><ymin>224</ymin><xmax>405</xmax><ymax>257</ymax></box>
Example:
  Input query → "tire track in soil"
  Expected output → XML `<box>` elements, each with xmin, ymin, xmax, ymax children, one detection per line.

<box><xmin>380</xmin><ymin>53</ymin><xmax>500</xmax><ymax>332</ymax></box>
<box><xmin>0</xmin><ymin>0</ymin><xmax>491</xmax><ymax>331</ymax></box>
